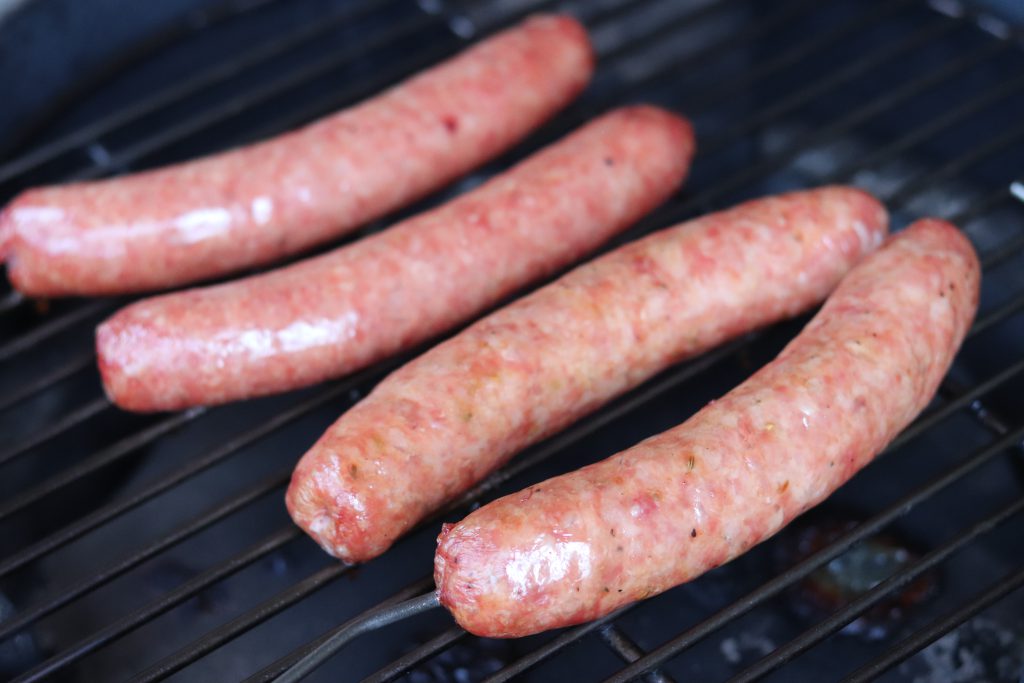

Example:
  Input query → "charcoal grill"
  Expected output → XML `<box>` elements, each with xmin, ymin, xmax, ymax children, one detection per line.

<box><xmin>1</xmin><ymin>0</ymin><xmax>1024</xmax><ymax>681</ymax></box>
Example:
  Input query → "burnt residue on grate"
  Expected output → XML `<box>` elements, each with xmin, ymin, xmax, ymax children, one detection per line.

<box><xmin>1</xmin><ymin>0</ymin><xmax>1024</xmax><ymax>681</ymax></box>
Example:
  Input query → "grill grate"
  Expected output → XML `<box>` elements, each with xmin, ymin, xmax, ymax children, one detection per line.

<box><xmin>1</xmin><ymin>0</ymin><xmax>1024</xmax><ymax>681</ymax></box>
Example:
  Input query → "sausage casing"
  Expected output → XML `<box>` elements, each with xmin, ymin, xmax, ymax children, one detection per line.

<box><xmin>98</xmin><ymin>106</ymin><xmax>695</xmax><ymax>411</ymax></box>
<box><xmin>288</xmin><ymin>187</ymin><xmax>888</xmax><ymax>563</ymax></box>
<box><xmin>435</xmin><ymin>219</ymin><xmax>979</xmax><ymax>637</ymax></box>
<box><xmin>0</xmin><ymin>15</ymin><xmax>593</xmax><ymax>296</ymax></box>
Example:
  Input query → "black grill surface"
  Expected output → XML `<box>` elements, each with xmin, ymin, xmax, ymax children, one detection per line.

<box><xmin>1</xmin><ymin>0</ymin><xmax>1023</xmax><ymax>681</ymax></box>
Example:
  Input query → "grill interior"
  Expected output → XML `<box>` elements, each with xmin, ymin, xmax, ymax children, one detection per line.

<box><xmin>1</xmin><ymin>0</ymin><xmax>1024</xmax><ymax>681</ymax></box>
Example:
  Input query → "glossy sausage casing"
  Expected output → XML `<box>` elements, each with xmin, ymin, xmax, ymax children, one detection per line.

<box><xmin>287</xmin><ymin>187</ymin><xmax>889</xmax><ymax>563</ymax></box>
<box><xmin>0</xmin><ymin>15</ymin><xmax>593</xmax><ymax>296</ymax></box>
<box><xmin>435</xmin><ymin>219</ymin><xmax>979</xmax><ymax>638</ymax></box>
<box><xmin>97</xmin><ymin>106</ymin><xmax>696</xmax><ymax>411</ymax></box>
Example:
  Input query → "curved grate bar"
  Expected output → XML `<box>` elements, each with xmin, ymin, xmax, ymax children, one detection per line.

<box><xmin>840</xmin><ymin>564</ymin><xmax>1024</xmax><ymax>683</ymax></box>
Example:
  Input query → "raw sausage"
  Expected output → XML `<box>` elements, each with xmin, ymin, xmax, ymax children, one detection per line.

<box><xmin>288</xmin><ymin>187</ymin><xmax>889</xmax><ymax>563</ymax></box>
<box><xmin>435</xmin><ymin>219</ymin><xmax>979</xmax><ymax>637</ymax></box>
<box><xmin>0</xmin><ymin>14</ymin><xmax>593</xmax><ymax>296</ymax></box>
<box><xmin>97</xmin><ymin>106</ymin><xmax>695</xmax><ymax>411</ymax></box>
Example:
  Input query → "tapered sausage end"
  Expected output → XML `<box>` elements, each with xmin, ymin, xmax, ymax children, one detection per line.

<box><xmin>616</xmin><ymin>105</ymin><xmax>696</xmax><ymax>183</ymax></box>
<box><xmin>0</xmin><ymin>200</ymin><xmax>13</xmax><ymax>262</ymax></box>
<box><xmin>285</xmin><ymin>440</ymin><xmax>389</xmax><ymax>562</ymax></box>
<box><xmin>96</xmin><ymin>316</ymin><xmax>137</xmax><ymax>410</ymax></box>
<box><xmin>777</xmin><ymin>185</ymin><xmax>888</xmax><ymax>267</ymax></box>
<box><xmin>524</xmin><ymin>14</ymin><xmax>595</xmax><ymax>87</ymax></box>
<box><xmin>435</xmin><ymin>520</ymin><xmax>547</xmax><ymax>638</ymax></box>
<box><xmin>896</xmin><ymin>218</ymin><xmax>980</xmax><ymax>347</ymax></box>
<box><xmin>435</xmin><ymin>522</ymin><xmax>503</xmax><ymax>634</ymax></box>
<box><xmin>436</xmin><ymin>487</ymin><xmax>635</xmax><ymax>638</ymax></box>
<box><xmin>837</xmin><ymin>186</ymin><xmax>888</xmax><ymax>253</ymax></box>
<box><xmin>97</xmin><ymin>293</ymin><xmax>215</xmax><ymax>412</ymax></box>
<box><xmin>97</xmin><ymin>313</ymin><xmax>167</xmax><ymax>412</ymax></box>
<box><xmin>1</xmin><ymin>189</ymin><xmax>64</xmax><ymax>296</ymax></box>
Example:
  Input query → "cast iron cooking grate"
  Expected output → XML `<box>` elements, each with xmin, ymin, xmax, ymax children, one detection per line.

<box><xmin>1</xmin><ymin>0</ymin><xmax>1024</xmax><ymax>681</ymax></box>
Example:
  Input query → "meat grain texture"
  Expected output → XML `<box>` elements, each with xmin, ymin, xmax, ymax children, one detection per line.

<box><xmin>0</xmin><ymin>14</ymin><xmax>593</xmax><ymax>296</ymax></box>
<box><xmin>435</xmin><ymin>219</ymin><xmax>979</xmax><ymax>638</ymax></box>
<box><xmin>288</xmin><ymin>187</ymin><xmax>889</xmax><ymax>564</ymax></box>
<box><xmin>98</xmin><ymin>106</ymin><xmax>695</xmax><ymax>411</ymax></box>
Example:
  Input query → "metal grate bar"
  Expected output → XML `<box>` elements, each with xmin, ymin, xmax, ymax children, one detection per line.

<box><xmin>0</xmin><ymin>290</ymin><xmax>25</xmax><ymax>315</ymax></box>
<box><xmin>0</xmin><ymin>359</ymin><xmax>401</xmax><ymax>576</ymax></box>
<box><xmin>569</xmin><ymin>0</ymin><xmax>647</xmax><ymax>27</ymax></box>
<box><xmin>109</xmin><ymin>0</ymin><xmax>649</xmax><ymax>200</ymax></box>
<box><xmin>0</xmin><ymin>0</ymin><xmax>395</xmax><ymax>184</ymax></box>
<box><xmin>723</xmin><ymin>497</ymin><xmax>1024</xmax><ymax>683</ymax></box>
<box><xmin>65</xmin><ymin>0</ymin><xmax>565</xmax><ymax>184</ymax></box>
<box><xmin>887</xmin><ymin>116</ymin><xmax>1024</xmax><ymax>208</ymax></box>
<box><xmin>0</xmin><ymin>354</ymin><xmax>405</xmax><ymax>535</ymax></box>
<box><xmin>0</xmin><ymin>471</ymin><xmax>287</xmax><ymax>642</ymax></box>
<box><xmin>979</xmin><ymin>229</ymin><xmax>1024</xmax><ymax>271</ymax></box>
<box><xmin>0</xmin><ymin>347</ymin><xmax>95</xmax><ymax>413</ymax></box>
<box><xmin>699</xmin><ymin>17</ymin><xmax>961</xmax><ymax>156</ymax></box>
<box><xmin>11</xmin><ymin>527</ymin><xmax>300</xmax><ymax>683</ymax></box>
<box><xmin>599</xmin><ymin>626</ymin><xmax>674</xmax><ymax>683</ymax></box>
<box><xmin>361</xmin><ymin>626</ymin><xmax>467</xmax><ymax>683</ymax></box>
<box><xmin>484</xmin><ymin>613</ymin><xmax>622</xmax><ymax>683</ymax></box>
<box><xmin>965</xmin><ymin>396</ymin><xmax>1018</xmax><ymax>445</ymax></box>
<box><xmin>0</xmin><ymin>300</ymin><xmax>115</xmax><ymax>363</ymax></box>
<box><xmin>0</xmin><ymin>0</ymin><xmax>289</xmax><ymax>158</ymax></box>
<box><xmin>840</xmin><ymin>565</ymin><xmax>1024</xmax><ymax>683</ymax></box>
<box><xmin>66</xmin><ymin>9</ymin><xmax>442</xmax><ymax>183</ymax></box>
<box><xmin>599</xmin><ymin>0</ymin><xmax>823</xmax><ymax>80</ymax></box>
<box><xmin>601</xmin><ymin>424</ymin><xmax>1024</xmax><ymax>683</ymax></box>
<box><xmin>965</xmin><ymin>289</ymin><xmax>1024</xmax><ymax>340</ymax></box>
<box><xmin>0</xmin><ymin>408</ymin><xmax>204</xmax><ymax>524</ymax></box>
<box><xmin>949</xmin><ymin>182</ymin><xmax>1022</xmax><ymax>225</ymax></box>
<box><xmin>238</xmin><ymin>577</ymin><xmax>436</xmax><ymax>683</ymax></box>
<box><xmin>526</xmin><ymin>0</ymin><xmax>919</xmax><ymax>169</ymax></box>
<box><xmin>681</xmin><ymin>0</ymin><xmax>916</xmax><ymax>117</ymax></box>
<box><xmin>828</xmin><ymin>77</ymin><xmax>1024</xmax><ymax>188</ymax></box>
<box><xmin>130</xmin><ymin>563</ymin><xmax>353</xmax><ymax>683</ymax></box>
<box><xmin>891</xmin><ymin>358</ymin><xmax>1024</xmax><ymax>452</ymax></box>
<box><xmin>663</xmin><ymin>37</ymin><xmax>1014</xmax><ymax>226</ymax></box>
<box><xmin>0</xmin><ymin>395</ymin><xmax>110</xmax><ymax>467</ymax></box>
